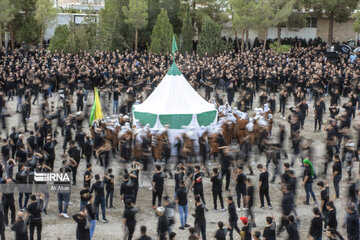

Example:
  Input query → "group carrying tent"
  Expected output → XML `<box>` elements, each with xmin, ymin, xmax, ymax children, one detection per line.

<box><xmin>132</xmin><ymin>36</ymin><xmax>217</xmax><ymax>143</ymax></box>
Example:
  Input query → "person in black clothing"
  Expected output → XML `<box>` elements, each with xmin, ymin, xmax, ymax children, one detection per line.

<box><xmin>227</xmin><ymin>196</ymin><xmax>240</xmax><ymax>240</ymax></box>
<box><xmin>211</xmin><ymin>168</ymin><xmax>224</xmax><ymax>211</ymax></box>
<box><xmin>240</xmin><ymin>216</ymin><xmax>251</xmax><ymax>240</ymax></box>
<box><xmin>346</xmin><ymin>204</ymin><xmax>359</xmax><ymax>240</ymax></box>
<box><xmin>105</xmin><ymin>168</ymin><xmax>115</xmax><ymax>209</ymax></box>
<box><xmin>76</xmin><ymin>89</ymin><xmax>84</xmax><ymax>112</ymax></box>
<box><xmin>257</xmin><ymin>164</ymin><xmax>272</xmax><ymax>209</ymax></box>
<box><xmin>214</xmin><ymin>221</ymin><xmax>227</xmax><ymax>240</ymax></box>
<box><xmin>152</xmin><ymin>165</ymin><xmax>166</xmax><ymax>208</ymax></box>
<box><xmin>90</xmin><ymin>174</ymin><xmax>108</xmax><ymax>223</ymax></box>
<box><xmin>137</xmin><ymin>226</ymin><xmax>152</xmax><ymax>240</ymax></box>
<box><xmin>286</xmin><ymin>215</ymin><xmax>299</xmax><ymax>240</ymax></box>
<box><xmin>120</xmin><ymin>173</ymin><xmax>135</xmax><ymax>205</ymax></box>
<box><xmin>309</xmin><ymin>207</ymin><xmax>322</xmax><ymax>240</ymax></box>
<box><xmin>83</xmin><ymin>136</ymin><xmax>92</xmax><ymax>165</ymax></box>
<box><xmin>11</xmin><ymin>211</ymin><xmax>28</xmax><ymax>240</ymax></box>
<box><xmin>191</xmin><ymin>165</ymin><xmax>206</xmax><ymax>206</ymax></box>
<box><xmin>26</xmin><ymin>194</ymin><xmax>43</xmax><ymax>240</ymax></box>
<box><xmin>326</xmin><ymin>201</ymin><xmax>337</xmax><ymax>230</ymax></box>
<box><xmin>220</xmin><ymin>148</ymin><xmax>232</xmax><ymax>191</ymax></box>
<box><xmin>123</xmin><ymin>199</ymin><xmax>138</xmax><ymax>240</ymax></box>
<box><xmin>245</xmin><ymin>177</ymin><xmax>256</xmax><ymax>227</ymax></box>
<box><xmin>129</xmin><ymin>162</ymin><xmax>140</xmax><ymax>203</ymax></box>
<box><xmin>43</xmin><ymin>136</ymin><xmax>56</xmax><ymax>170</ymax></box>
<box><xmin>75</xmin><ymin>127</ymin><xmax>86</xmax><ymax>156</ymax></box>
<box><xmin>0</xmin><ymin>202</ymin><xmax>5</xmax><ymax>240</ymax></box>
<box><xmin>263</xmin><ymin>215</ymin><xmax>276</xmax><ymax>240</ymax></box>
<box><xmin>68</xmin><ymin>140</ymin><xmax>81</xmax><ymax>185</ymax></box>
<box><xmin>73</xmin><ymin>210</ymin><xmax>90</xmax><ymax>240</ymax></box>
<box><xmin>278</xmin><ymin>184</ymin><xmax>294</xmax><ymax>235</ymax></box>
<box><xmin>314</xmin><ymin>100</ymin><xmax>324</xmax><ymax>132</ymax></box>
<box><xmin>113</xmin><ymin>88</ymin><xmax>120</xmax><ymax>114</ymax></box>
<box><xmin>193</xmin><ymin>195</ymin><xmax>206</xmax><ymax>240</ymax></box>
<box><xmin>317</xmin><ymin>181</ymin><xmax>329</xmax><ymax>229</ymax></box>
<box><xmin>234</xmin><ymin>166</ymin><xmax>247</xmax><ymax>210</ymax></box>
<box><xmin>332</xmin><ymin>154</ymin><xmax>342</xmax><ymax>199</ymax></box>
<box><xmin>156</xmin><ymin>206</ymin><xmax>168</xmax><ymax>240</ymax></box>
<box><xmin>176</xmin><ymin>180</ymin><xmax>189</xmax><ymax>230</ymax></box>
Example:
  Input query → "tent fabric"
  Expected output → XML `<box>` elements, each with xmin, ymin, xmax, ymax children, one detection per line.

<box><xmin>133</xmin><ymin>71</ymin><xmax>215</xmax><ymax>115</ymax></box>
<box><xmin>133</xmin><ymin>111</ymin><xmax>157</xmax><ymax>128</ymax></box>
<box><xmin>159</xmin><ymin>114</ymin><xmax>193</xmax><ymax>129</ymax></box>
<box><xmin>197</xmin><ymin>110</ymin><xmax>217</xmax><ymax>126</ymax></box>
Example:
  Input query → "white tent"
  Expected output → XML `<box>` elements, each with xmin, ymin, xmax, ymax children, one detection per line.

<box><xmin>133</xmin><ymin>62</ymin><xmax>217</xmax><ymax>142</ymax></box>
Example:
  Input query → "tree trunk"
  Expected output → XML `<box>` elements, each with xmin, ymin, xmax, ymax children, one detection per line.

<box><xmin>40</xmin><ymin>27</ymin><xmax>44</xmax><ymax>49</ymax></box>
<box><xmin>263</xmin><ymin>28</ymin><xmax>268</xmax><ymax>52</ymax></box>
<box><xmin>135</xmin><ymin>27</ymin><xmax>138</xmax><ymax>52</ymax></box>
<box><xmin>234</xmin><ymin>30</ymin><xmax>240</xmax><ymax>52</ymax></box>
<box><xmin>277</xmin><ymin>26</ymin><xmax>281</xmax><ymax>44</ymax></box>
<box><xmin>328</xmin><ymin>15</ymin><xmax>334</xmax><ymax>43</ymax></box>
<box><xmin>241</xmin><ymin>28</ymin><xmax>245</xmax><ymax>52</ymax></box>
<box><xmin>9</xmin><ymin>24</ymin><xmax>14</xmax><ymax>50</ymax></box>
<box><xmin>245</xmin><ymin>29</ymin><xmax>249</xmax><ymax>50</ymax></box>
<box><xmin>0</xmin><ymin>24</ymin><xmax>2</xmax><ymax>49</ymax></box>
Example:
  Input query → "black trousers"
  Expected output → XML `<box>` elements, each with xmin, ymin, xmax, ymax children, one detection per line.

<box><xmin>315</xmin><ymin>116</ymin><xmax>322</xmax><ymax>131</ymax></box>
<box><xmin>30</xmin><ymin>219</ymin><xmax>42</xmax><ymax>240</ymax></box>
<box><xmin>221</xmin><ymin>168</ymin><xmax>231</xmax><ymax>190</ymax></box>
<box><xmin>259</xmin><ymin>188</ymin><xmax>271</xmax><ymax>207</ymax></box>
<box><xmin>236</xmin><ymin>188</ymin><xmax>246</xmax><ymax>208</ymax></box>
<box><xmin>0</xmin><ymin>226</ymin><xmax>4</xmax><ymax>240</ymax></box>
<box><xmin>3</xmin><ymin>200</ymin><xmax>15</xmax><ymax>225</ymax></box>
<box><xmin>152</xmin><ymin>189</ymin><xmax>163</xmax><ymax>207</ymax></box>
<box><xmin>212</xmin><ymin>191</ymin><xmax>224</xmax><ymax>210</ymax></box>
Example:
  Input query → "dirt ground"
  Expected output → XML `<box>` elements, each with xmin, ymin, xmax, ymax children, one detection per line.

<box><xmin>1</xmin><ymin>89</ymin><xmax>356</xmax><ymax>240</ymax></box>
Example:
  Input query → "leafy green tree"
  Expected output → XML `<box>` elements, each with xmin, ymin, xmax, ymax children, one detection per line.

<box><xmin>309</xmin><ymin>0</ymin><xmax>358</xmax><ymax>43</ymax></box>
<box><xmin>122</xmin><ymin>0</ymin><xmax>148</xmax><ymax>52</ymax></box>
<box><xmin>197</xmin><ymin>17</ymin><xmax>227</xmax><ymax>56</ymax></box>
<box><xmin>35</xmin><ymin>0</ymin><xmax>57</xmax><ymax>48</ymax></box>
<box><xmin>181</xmin><ymin>7</ymin><xmax>194</xmax><ymax>53</ymax></box>
<box><xmin>352</xmin><ymin>11</ymin><xmax>360</xmax><ymax>38</ymax></box>
<box><xmin>253</xmin><ymin>0</ymin><xmax>295</xmax><ymax>51</ymax></box>
<box><xmin>48</xmin><ymin>24</ymin><xmax>70</xmax><ymax>52</ymax></box>
<box><xmin>15</xmin><ymin>14</ymin><xmax>41</xmax><ymax>45</ymax></box>
<box><xmin>229</xmin><ymin>0</ymin><xmax>256</xmax><ymax>51</ymax></box>
<box><xmin>0</xmin><ymin>0</ymin><xmax>15</xmax><ymax>48</ymax></box>
<box><xmin>160</xmin><ymin>0</ymin><xmax>182</xmax><ymax>35</ymax></box>
<box><xmin>99</xmin><ymin>0</ymin><xmax>129</xmax><ymax>51</ymax></box>
<box><xmin>150</xmin><ymin>9</ymin><xmax>174</xmax><ymax>53</ymax></box>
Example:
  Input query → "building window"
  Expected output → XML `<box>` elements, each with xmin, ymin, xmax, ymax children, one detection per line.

<box><xmin>306</xmin><ymin>18</ymin><xmax>317</xmax><ymax>28</ymax></box>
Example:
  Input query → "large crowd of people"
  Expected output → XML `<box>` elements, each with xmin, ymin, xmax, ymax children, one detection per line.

<box><xmin>0</xmin><ymin>37</ymin><xmax>358</xmax><ymax>240</ymax></box>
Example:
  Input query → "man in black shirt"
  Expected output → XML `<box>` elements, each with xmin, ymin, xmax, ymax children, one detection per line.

<box><xmin>26</xmin><ymin>194</ymin><xmax>43</xmax><ymax>240</ymax></box>
<box><xmin>105</xmin><ymin>168</ymin><xmax>115</xmax><ymax>209</ymax></box>
<box><xmin>257</xmin><ymin>164</ymin><xmax>272</xmax><ymax>209</ymax></box>
<box><xmin>346</xmin><ymin>204</ymin><xmax>359</xmax><ymax>240</ymax></box>
<box><xmin>211</xmin><ymin>168</ymin><xmax>225</xmax><ymax>211</ymax></box>
<box><xmin>72</xmin><ymin>210</ymin><xmax>90</xmax><ymax>240</ymax></box>
<box><xmin>332</xmin><ymin>154</ymin><xmax>342</xmax><ymax>199</ymax></box>
<box><xmin>193</xmin><ymin>196</ymin><xmax>206</xmax><ymax>240</ymax></box>
<box><xmin>68</xmin><ymin>141</ymin><xmax>81</xmax><ymax>185</ymax></box>
<box><xmin>137</xmin><ymin>226</ymin><xmax>152</xmax><ymax>240</ymax></box>
<box><xmin>317</xmin><ymin>181</ymin><xmax>329</xmax><ymax>229</ymax></box>
<box><xmin>83</xmin><ymin>163</ymin><xmax>93</xmax><ymax>188</ymax></box>
<box><xmin>156</xmin><ymin>206</ymin><xmax>168</xmax><ymax>240</ymax></box>
<box><xmin>113</xmin><ymin>88</ymin><xmax>120</xmax><ymax>114</ymax></box>
<box><xmin>221</xmin><ymin>148</ymin><xmax>232</xmax><ymax>191</ymax></box>
<box><xmin>235</xmin><ymin>166</ymin><xmax>246</xmax><ymax>210</ymax></box>
<box><xmin>302</xmin><ymin>159</ymin><xmax>316</xmax><ymax>205</ymax></box>
<box><xmin>152</xmin><ymin>165</ymin><xmax>166</xmax><ymax>208</ymax></box>
<box><xmin>123</xmin><ymin>199</ymin><xmax>138</xmax><ymax>240</ymax></box>
<box><xmin>121</xmin><ymin>173</ymin><xmax>135</xmax><ymax>206</ymax></box>
<box><xmin>263</xmin><ymin>216</ymin><xmax>276</xmax><ymax>240</ymax></box>
<box><xmin>90</xmin><ymin>174</ymin><xmax>108</xmax><ymax>223</ymax></box>
<box><xmin>214</xmin><ymin>221</ymin><xmax>227</xmax><ymax>240</ymax></box>
<box><xmin>309</xmin><ymin>207</ymin><xmax>322</xmax><ymax>240</ymax></box>
<box><xmin>11</xmin><ymin>211</ymin><xmax>28</xmax><ymax>240</ymax></box>
<box><xmin>191</xmin><ymin>165</ymin><xmax>206</xmax><ymax>205</ymax></box>
<box><xmin>227</xmin><ymin>196</ymin><xmax>240</xmax><ymax>240</ymax></box>
<box><xmin>286</xmin><ymin>215</ymin><xmax>299</xmax><ymax>240</ymax></box>
<box><xmin>176</xmin><ymin>180</ymin><xmax>189</xmax><ymax>230</ymax></box>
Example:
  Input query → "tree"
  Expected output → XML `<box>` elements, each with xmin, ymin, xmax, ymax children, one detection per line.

<box><xmin>15</xmin><ymin>14</ymin><xmax>41</xmax><ymax>45</ymax></box>
<box><xmin>181</xmin><ymin>7</ymin><xmax>194</xmax><ymax>53</ymax></box>
<box><xmin>352</xmin><ymin>11</ymin><xmax>360</xmax><ymax>40</ymax></box>
<box><xmin>160</xmin><ymin>0</ymin><xmax>182</xmax><ymax>35</ymax></box>
<box><xmin>310</xmin><ymin>0</ymin><xmax>358</xmax><ymax>43</ymax></box>
<box><xmin>48</xmin><ymin>24</ymin><xmax>70</xmax><ymax>52</ymax></box>
<box><xmin>197</xmin><ymin>17</ymin><xmax>227</xmax><ymax>56</ymax></box>
<box><xmin>35</xmin><ymin>0</ymin><xmax>57</xmax><ymax>48</ymax></box>
<box><xmin>0</xmin><ymin>0</ymin><xmax>15</xmax><ymax>48</ymax></box>
<box><xmin>229</xmin><ymin>0</ymin><xmax>256</xmax><ymax>51</ymax></box>
<box><xmin>122</xmin><ymin>0</ymin><xmax>148</xmax><ymax>52</ymax></box>
<box><xmin>150</xmin><ymin>9</ymin><xmax>174</xmax><ymax>53</ymax></box>
<box><xmin>99</xmin><ymin>0</ymin><xmax>129</xmax><ymax>51</ymax></box>
<box><xmin>253</xmin><ymin>0</ymin><xmax>295</xmax><ymax>51</ymax></box>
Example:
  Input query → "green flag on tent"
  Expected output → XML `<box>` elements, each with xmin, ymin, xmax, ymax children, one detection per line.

<box><xmin>172</xmin><ymin>35</ymin><xmax>178</xmax><ymax>57</ymax></box>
